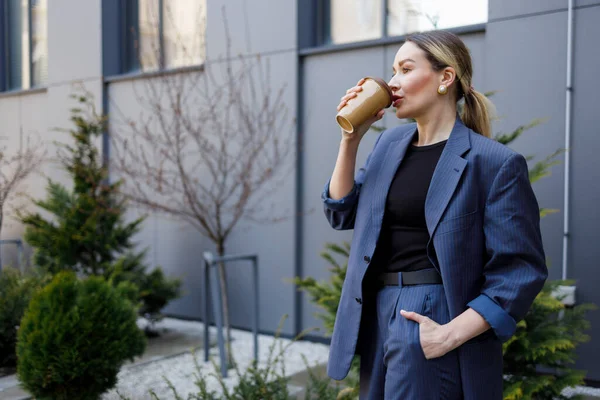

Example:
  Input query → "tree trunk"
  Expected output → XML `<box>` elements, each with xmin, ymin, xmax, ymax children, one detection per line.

<box><xmin>216</xmin><ymin>241</ymin><xmax>234</xmax><ymax>367</ymax></box>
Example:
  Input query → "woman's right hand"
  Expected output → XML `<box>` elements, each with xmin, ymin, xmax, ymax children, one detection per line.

<box><xmin>337</xmin><ymin>78</ymin><xmax>385</xmax><ymax>143</ymax></box>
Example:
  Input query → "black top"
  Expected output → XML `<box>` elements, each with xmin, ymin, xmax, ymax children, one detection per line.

<box><xmin>373</xmin><ymin>133</ymin><xmax>447</xmax><ymax>273</ymax></box>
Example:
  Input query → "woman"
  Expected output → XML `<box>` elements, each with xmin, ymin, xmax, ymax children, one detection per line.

<box><xmin>322</xmin><ymin>31</ymin><xmax>547</xmax><ymax>399</ymax></box>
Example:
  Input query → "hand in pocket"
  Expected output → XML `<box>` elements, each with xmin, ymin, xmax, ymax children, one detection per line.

<box><xmin>400</xmin><ymin>309</ymin><xmax>455</xmax><ymax>359</ymax></box>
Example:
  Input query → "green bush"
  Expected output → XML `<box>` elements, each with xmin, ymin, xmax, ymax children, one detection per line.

<box><xmin>300</xmin><ymin>354</ymin><xmax>356</xmax><ymax>399</ymax></box>
<box><xmin>109</xmin><ymin>253</ymin><xmax>182</xmax><ymax>333</ymax></box>
<box><xmin>18</xmin><ymin>92</ymin><xmax>181</xmax><ymax>329</ymax></box>
<box><xmin>0</xmin><ymin>267</ymin><xmax>49</xmax><ymax>372</ymax></box>
<box><xmin>16</xmin><ymin>271</ymin><xmax>146</xmax><ymax>400</ymax></box>
<box><xmin>291</xmin><ymin>243</ymin><xmax>360</xmax><ymax>395</ymax></box>
<box><xmin>502</xmin><ymin>280</ymin><xmax>596</xmax><ymax>400</ymax></box>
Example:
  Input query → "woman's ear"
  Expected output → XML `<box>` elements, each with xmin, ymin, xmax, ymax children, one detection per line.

<box><xmin>440</xmin><ymin>67</ymin><xmax>457</xmax><ymax>88</ymax></box>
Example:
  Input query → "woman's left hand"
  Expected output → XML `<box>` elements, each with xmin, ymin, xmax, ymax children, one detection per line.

<box><xmin>400</xmin><ymin>309</ymin><xmax>456</xmax><ymax>359</ymax></box>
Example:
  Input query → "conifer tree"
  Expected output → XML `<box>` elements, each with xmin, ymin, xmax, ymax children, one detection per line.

<box><xmin>19</xmin><ymin>92</ymin><xmax>181</xmax><ymax>329</ymax></box>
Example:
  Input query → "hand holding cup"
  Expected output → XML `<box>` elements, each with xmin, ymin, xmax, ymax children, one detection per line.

<box><xmin>336</xmin><ymin>77</ymin><xmax>392</xmax><ymax>143</ymax></box>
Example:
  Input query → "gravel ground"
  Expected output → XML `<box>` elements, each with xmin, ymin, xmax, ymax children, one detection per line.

<box><xmin>563</xmin><ymin>386</ymin><xmax>600</xmax><ymax>398</ymax></box>
<box><xmin>102</xmin><ymin>318</ymin><xmax>330</xmax><ymax>400</ymax></box>
<box><xmin>5</xmin><ymin>317</ymin><xmax>599</xmax><ymax>399</ymax></box>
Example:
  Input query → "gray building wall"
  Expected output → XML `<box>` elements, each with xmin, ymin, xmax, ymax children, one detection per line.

<box><xmin>486</xmin><ymin>0</ymin><xmax>600</xmax><ymax>381</ymax></box>
<box><xmin>106</xmin><ymin>0</ymin><xmax>299</xmax><ymax>337</ymax></box>
<box><xmin>301</xmin><ymin>46</ymin><xmax>387</xmax><ymax>333</ymax></box>
<box><xmin>1</xmin><ymin>0</ymin><xmax>599</xmax><ymax>382</ymax></box>
<box><xmin>566</xmin><ymin>0</ymin><xmax>600</xmax><ymax>382</ymax></box>
<box><xmin>0</xmin><ymin>0</ymin><xmax>300</xmax><ymax>337</ymax></box>
<box><xmin>0</xmin><ymin>0</ymin><xmax>103</xmax><ymax>254</ymax></box>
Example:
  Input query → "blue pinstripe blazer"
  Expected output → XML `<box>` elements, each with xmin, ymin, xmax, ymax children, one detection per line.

<box><xmin>322</xmin><ymin>115</ymin><xmax>548</xmax><ymax>388</ymax></box>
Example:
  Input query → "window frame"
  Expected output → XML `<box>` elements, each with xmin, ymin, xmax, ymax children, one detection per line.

<box><xmin>103</xmin><ymin>0</ymin><xmax>205</xmax><ymax>78</ymax></box>
<box><xmin>0</xmin><ymin>0</ymin><xmax>47</xmax><ymax>93</ymax></box>
<box><xmin>0</xmin><ymin>1</ymin><xmax>6</xmax><ymax>92</ymax></box>
<box><xmin>317</xmin><ymin>0</ymin><xmax>487</xmax><ymax>48</ymax></box>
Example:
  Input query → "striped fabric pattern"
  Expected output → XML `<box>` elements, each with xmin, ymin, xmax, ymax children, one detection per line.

<box><xmin>322</xmin><ymin>116</ymin><xmax>547</xmax><ymax>398</ymax></box>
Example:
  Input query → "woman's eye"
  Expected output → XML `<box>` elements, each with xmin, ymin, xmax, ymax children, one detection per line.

<box><xmin>392</xmin><ymin>67</ymin><xmax>411</xmax><ymax>77</ymax></box>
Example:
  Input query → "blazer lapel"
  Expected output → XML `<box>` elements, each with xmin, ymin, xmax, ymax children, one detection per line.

<box><xmin>425</xmin><ymin>116</ymin><xmax>471</xmax><ymax>236</ymax></box>
<box><xmin>371</xmin><ymin>130</ymin><xmax>415</xmax><ymax>230</ymax></box>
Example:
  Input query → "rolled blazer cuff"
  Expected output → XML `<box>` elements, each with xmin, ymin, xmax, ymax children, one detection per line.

<box><xmin>321</xmin><ymin>179</ymin><xmax>359</xmax><ymax>211</ymax></box>
<box><xmin>467</xmin><ymin>293</ymin><xmax>517</xmax><ymax>342</ymax></box>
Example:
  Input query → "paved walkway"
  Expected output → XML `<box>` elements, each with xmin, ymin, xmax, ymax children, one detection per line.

<box><xmin>0</xmin><ymin>317</ymin><xmax>330</xmax><ymax>400</ymax></box>
<box><xmin>0</xmin><ymin>318</ymin><xmax>214</xmax><ymax>400</ymax></box>
<box><xmin>1</xmin><ymin>318</ymin><xmax>599</xmax><ymax>399</ymax></box>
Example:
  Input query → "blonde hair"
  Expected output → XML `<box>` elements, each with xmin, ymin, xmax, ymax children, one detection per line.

<box><xmin>406</xmin><ymin>31</ymin><xmax>495</xmax><ymax>138</ymax></box>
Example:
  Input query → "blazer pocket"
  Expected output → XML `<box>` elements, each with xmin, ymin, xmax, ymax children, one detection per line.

<box><xmin>435</xmin><ymin>210</ymin><xmax>479</xmax><ymax>236</ymax></box>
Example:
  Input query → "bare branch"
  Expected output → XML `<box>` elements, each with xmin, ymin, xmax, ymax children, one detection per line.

<box><xmin>0</xmin><ymin>131</ymin><xmax>46</xmax><ymax>235</ymax></box>
<box><xmin>110</xmin><ymin>5</ymin><xmax>295</xmax><ymax>248</ymax></box>
<box><xmin>109</xmin><ymin>3</ymin><xmax>297</xmax><ymax>366</ymax></box>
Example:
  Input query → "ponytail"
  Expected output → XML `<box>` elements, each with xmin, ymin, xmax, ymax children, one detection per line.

<box><xmin>460</xmin><ymin>88</ymin><xmax>496</xmax><ymax>138</ymax></box>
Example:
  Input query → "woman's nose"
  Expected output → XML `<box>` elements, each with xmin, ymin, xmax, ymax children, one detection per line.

<box><xmin>388</xmin><ymin>79</ymin><xmax>399</xmax><ymax>91</ymax></box>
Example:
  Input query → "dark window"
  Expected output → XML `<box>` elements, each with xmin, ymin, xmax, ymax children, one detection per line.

<box><xmin>0</xmin><ymin>0</ymin><xmax>48</xmax><ymax>92</ymax></box>
<box><xmin>387</xmin><ymin>0</ymin><xmax>487</xmax><ymax>36</ymax></box>
<box><xmin>329</xmin><ymin>0</ymin><xmax>384</xmax><ymax>45</ymax></box>
<box><xmin>319</xmin><ymin>0</ymin><xmax>488</xmax><ymax>46</ymax></box>
<box><xmin>120</xmin><ymin>0</ymin><xmax>206</xmax><ymax>74</ymax></box>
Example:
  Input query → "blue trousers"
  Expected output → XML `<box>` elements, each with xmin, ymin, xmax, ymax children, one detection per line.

<box><xmin>357</xmin><ymin>282</ymin><xmax>463</xmax><ymax>400</ymax></box>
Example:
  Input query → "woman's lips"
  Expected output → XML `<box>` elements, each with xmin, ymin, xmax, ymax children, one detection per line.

<box><xmin>392</xmin><ymin>95</ymin><xmax>403</xmax><ymax>107</ymax></box>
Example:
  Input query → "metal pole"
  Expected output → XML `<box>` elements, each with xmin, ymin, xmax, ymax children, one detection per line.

<box><xmin>253</xmin><ymin>256</ymin><xmax>259</xmax><ymax>361</ymax></box>
<box><xmin>562</xmin><ymin>0</ymin><xmax>574</xmax><ymax>281</ymax></box>
<box><xmin>209</xmin><ymin>259</ymin><xmax>228</xmax><ymax>378</ymax></box>
<box><xmin>202</xmin><ymin>252</ymin><xmax>260</xmax><ymax>376</ymax></box>
<box><xmin>203</xmin><ymin>258</ymin><xmax>210</xmax><ymax>362</ymax></box>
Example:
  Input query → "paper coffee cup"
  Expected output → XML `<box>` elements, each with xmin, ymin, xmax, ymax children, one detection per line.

<box><xmin>336</xmin><ymin>77</ymin><xmax>393</xmax><ymax>133</ymax></box>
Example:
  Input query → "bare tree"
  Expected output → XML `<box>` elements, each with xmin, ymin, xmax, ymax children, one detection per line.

<box><xmin>0</xmin><ymin>132</ymin><xmax>45</xmax><ymax>269</ymax></box>
<box><xmin>109</xmin><ymin>4</ymin><xmax>295</xmax><ymax>364</ymax></box>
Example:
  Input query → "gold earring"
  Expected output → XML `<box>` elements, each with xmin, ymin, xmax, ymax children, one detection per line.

<box><xmin>437</xmin><ymin>85</ymin><xmax>448</xmax><ymax>95</ymax></box>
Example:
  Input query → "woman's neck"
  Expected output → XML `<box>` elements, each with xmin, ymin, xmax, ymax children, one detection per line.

<box><xmin>414</xmin><ymin>104</ymin><xmax>457</xmax><ymax>146</ymax></box>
